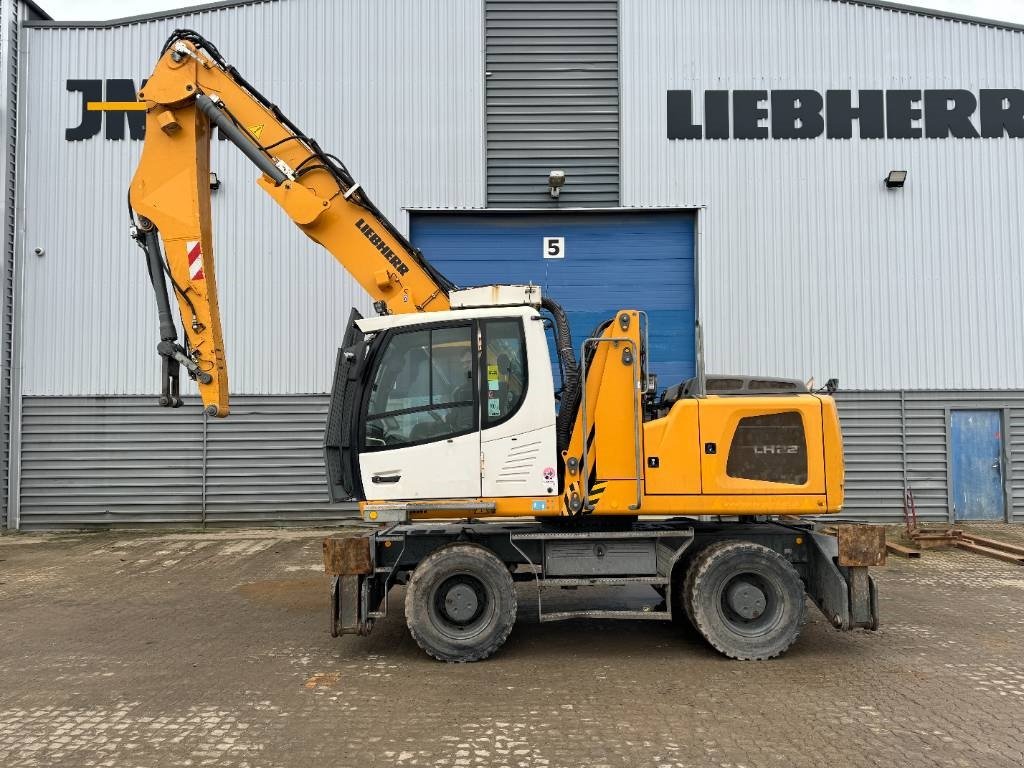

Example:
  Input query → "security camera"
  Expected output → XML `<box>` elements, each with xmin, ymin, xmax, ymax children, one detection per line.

<box><xmin>548</xmin><ymin>169</ymin><xmax>566</xmax><ymax>199</ymax></box>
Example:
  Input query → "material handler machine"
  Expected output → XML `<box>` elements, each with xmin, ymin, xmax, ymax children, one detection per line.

<box><xmin>129</xmin><ymin>31</ymin><xmax>881</xmax><ymax>662</ymax></box>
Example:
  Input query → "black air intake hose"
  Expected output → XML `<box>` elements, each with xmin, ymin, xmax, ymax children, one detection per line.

<box><xmin>542</xmin><ymin>296</ymin><xmax>579</xmax><ymax>452</ymax></box>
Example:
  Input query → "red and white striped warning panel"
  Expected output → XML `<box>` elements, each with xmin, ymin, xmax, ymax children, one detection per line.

<box><xmin>186</xmin><ymin>240</ymin><xmax>205</xmax><ymax>280</ymax></box>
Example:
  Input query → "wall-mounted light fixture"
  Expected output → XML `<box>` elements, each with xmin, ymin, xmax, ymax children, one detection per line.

<box><xmin>884</xmin><ymin>170</ymin><xmax>907</xmax><ymax>189</ymax></box>
<box><xmin>209</xmin><ymin>171</ymin><xmax>221</xmax><ymax>191</ymax></box>
<box><xmin>548</xmin><ymin>169</ymin><xmax>566</xmax><ymax>199</ymax></box>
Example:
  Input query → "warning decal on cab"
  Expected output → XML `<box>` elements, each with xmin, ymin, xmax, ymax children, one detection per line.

<box><xmin>186</xmin><ymin>240</ymin><xmax>205</xmax><ymax>280</ymax></box>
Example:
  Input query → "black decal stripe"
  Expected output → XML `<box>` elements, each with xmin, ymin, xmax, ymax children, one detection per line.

<box><xmin>587</xmin><ymin>457</ymin><xmax>599</xmax><ymax>494</ymax></box>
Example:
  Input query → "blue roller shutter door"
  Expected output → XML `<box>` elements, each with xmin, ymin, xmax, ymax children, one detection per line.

<box><xmin>409</xmin><ymin>211</ymin><xmax>695</xmax><ymax>390</ymax></box>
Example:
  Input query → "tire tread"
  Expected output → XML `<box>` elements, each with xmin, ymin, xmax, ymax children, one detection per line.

<box><xmin>687</xmin><ymin>540</ymin><xmax>806</xmax><ymax>661</ymax></box>
<box><xmin>405</xmin><ymin>543</ymin><xmax>517</xmax><ymax>663</ymax></box>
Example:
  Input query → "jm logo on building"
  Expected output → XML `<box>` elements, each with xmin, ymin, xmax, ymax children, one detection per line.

<box><xmin>65</xmin><ymin>78</ymin><xmax>233</xmax><ymax>142</ymax></box>
<box><xmin>667</xmin><ymin>89</ymin><xmax>1024</xmax><ymax>139</ymax></box>
<box><xmin>66</xmin><ymin>79</ymin><xmax>146</xmax><ymax>140</ymax></box>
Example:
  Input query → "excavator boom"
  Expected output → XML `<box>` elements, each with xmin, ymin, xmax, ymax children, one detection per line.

<box><xmin>129</xmin><ymin>30</ymin><xmax>452</xmax><ymax>417</ymax></box>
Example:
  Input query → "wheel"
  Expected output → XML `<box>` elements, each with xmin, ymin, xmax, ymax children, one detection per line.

<box><xmin>680</xmin><ymin>548</ymin><xmax>703</xmax><ymax>625</ymax></box>
<box><xmin>686</xmin><ymin>541</ymin><xmax>806</xmax><ymax>660</ymax></box>
<box><xmin>669</xmin><ymin>555</ymin><xmax>696</xmax><ymax>628</ymax></box>
<box><xmin>404</xmin><ymin>543</ymin><xmax>517</xmax><ymax>662</ymax></box>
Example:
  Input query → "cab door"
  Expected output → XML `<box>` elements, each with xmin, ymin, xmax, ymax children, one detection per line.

<box><xmin>478</xmin><ymin>317</ymin><xmax>558</xmax><ymax>498</ymax></box>
<box><xmin>358</xmin><ymin>322</ymin><xmax>481</xmax><ymax>500</ymax></box>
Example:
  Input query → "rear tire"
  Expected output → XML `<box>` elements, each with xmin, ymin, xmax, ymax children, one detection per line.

<box><xmin>686</xmin><ymin>541</ymin><xmax>806</xmax><ymax>660</ymax></box>
<box><xmin>670</xmin><ymin>555</ymin><xmax>696</xmax><ymax>628</ymax></box>
<box><xmin>405</xmin><ymin>543</ymin><xmax>517</xmax><ymax>662</ymax></box>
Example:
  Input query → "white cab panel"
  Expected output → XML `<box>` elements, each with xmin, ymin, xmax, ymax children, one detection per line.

<box><xmin>481</xmin><ymin>315</ymin><xmax>558</xmax><ymax>497</ymax></box>
<box><xmin>360</xmin><ymin>432</ymin><xmax>480</xmax><ymax>500</ymax></box>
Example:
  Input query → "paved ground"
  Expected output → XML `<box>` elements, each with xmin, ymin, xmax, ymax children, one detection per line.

<box><xmin>2</xmin><ymin>524</ymin><xmax>1023</xmax><ymax>768</ymax></box>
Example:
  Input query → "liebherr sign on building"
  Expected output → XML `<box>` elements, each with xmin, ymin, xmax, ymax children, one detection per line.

<box><xmin>667</xmin><ymin>90</ymin><xmax>1024</xmax><ymax>139</ymax></box>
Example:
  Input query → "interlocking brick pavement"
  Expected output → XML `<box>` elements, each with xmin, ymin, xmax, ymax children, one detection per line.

<box><xmin>2</xmin><ymin>525</ymin><xmax>1023</xmax><ymax>768</ymax></box>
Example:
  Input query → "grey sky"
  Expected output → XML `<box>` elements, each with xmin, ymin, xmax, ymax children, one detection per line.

<box><xmin>31</xmin><ymin>0</ymin><xmax>1024</xmax><ymax>23</ymax></box>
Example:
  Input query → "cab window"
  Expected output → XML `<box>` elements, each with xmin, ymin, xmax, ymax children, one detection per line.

<box><xmin>364</xmin><ymin>325</ymin><xmax>474</xmax><ymax>448</ymax></box>
<box><xmin>482</xmin><ymin>319</ymin><xmax>527</xmax><ymax>427</ymax></box>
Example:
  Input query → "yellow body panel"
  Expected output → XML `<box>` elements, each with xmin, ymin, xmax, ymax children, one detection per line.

<box><xmin>820</xmin><ymin>395</ymin><xmax>845</xmax><ymax>511</ymax></box>
<box><xmin>643</xmin><ymin>400</ymin><xmax>702</xmax><ymax>494</ymax></box>
<box><xmin>697</xmin><ymin>395</ymin><xmax>826</xmax><ymax>495</ymax></box>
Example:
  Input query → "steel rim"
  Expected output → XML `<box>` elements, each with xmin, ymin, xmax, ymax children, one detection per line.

<box><xmin>430</xmin><ymin>573</ymin><xmax>492</xmax><ymax>640</ymax></box>
<box><xmin>716</xmin><ymin>572</ymin><xmax>783</xmax><ymax>636</ymax></box>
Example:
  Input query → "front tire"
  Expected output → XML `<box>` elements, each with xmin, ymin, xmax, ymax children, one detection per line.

<box><xmin>686</xmin><ymin>541</ymin><xmax>806</xmax><ymax>660</ymax></box>
<box><xmin>405</xmin><ymin>543</ymin><xmax>517</xmax><ymax>662</ymax></box>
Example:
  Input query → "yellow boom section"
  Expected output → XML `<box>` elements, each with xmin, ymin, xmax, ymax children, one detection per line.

<box><xmin>128</xmin><ymin>32</ymin><xmax>451</xmax><ymax>417</ymax></box>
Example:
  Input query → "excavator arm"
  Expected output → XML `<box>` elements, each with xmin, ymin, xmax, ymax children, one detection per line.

<box><xmin>129</xmin><ymin>30</ymin><xmax>453</xmax><ymax>417</ymax></box>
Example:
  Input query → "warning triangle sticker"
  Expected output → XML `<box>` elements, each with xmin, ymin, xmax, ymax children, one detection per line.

<box><xmin>248</xmin><ymin>124</ymin><xmax>265</xmax><ymax>140</ymax></box>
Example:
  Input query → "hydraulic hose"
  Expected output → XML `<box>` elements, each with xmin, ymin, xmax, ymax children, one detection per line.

<box><xmin>541</xmin><ymin>296</ymin><xmax>579</xmax><ymax>452</ymax></box>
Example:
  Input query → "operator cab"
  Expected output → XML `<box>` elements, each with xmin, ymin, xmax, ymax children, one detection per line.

<box><xmin>325</xmin><ymin>305</ymin><xmax>558</xmax><ymax>503</ymax></box>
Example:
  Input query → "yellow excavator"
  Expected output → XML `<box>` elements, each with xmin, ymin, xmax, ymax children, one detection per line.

<box><xmin>129</xmin><ymin>31</ymin><xmax>880</xmax><ymax>662</ymax></box>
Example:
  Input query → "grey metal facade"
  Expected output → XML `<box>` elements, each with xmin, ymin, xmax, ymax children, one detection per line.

<box><xmin>0</xmin><ymin>0</ymin><xmax>12</xmax><ymax>527</ymax></box>
<box><xmin>5</xmin><ymin>0</ymin><xmax>1024</xmax><ymax>529</ymax></box>
<box><xmin>620</xmin><ymin>0</ymin><xmax>1024</xmax><ymax>390</ymax></box>
<box><xmin>838</xmin><ymin>391</ymin><xmax>1024</xmax><ymax>524</ymax></box>
<box><xmin>486</xmin><ymin>0</ymin><xmax>619</xmax><ymax>206</ymax></box>
<box><xmin>19</xmin><ymin>389</ymin><xmax>1021</xmax><ymax>530</ymax></box>
<box><xmin>1</xmin><ymin>0</ymin><xmax>31</xmax><ymax>528</ymax></box>
<box><xmin>18</xmin><ymin>395</ymin><xmax>349</xmax><ymax>530</ymax></box>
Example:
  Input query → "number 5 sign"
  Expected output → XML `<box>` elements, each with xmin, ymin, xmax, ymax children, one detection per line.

<box><xmin>543</xmin><ymin>236</ymin><xmax>565</xmax><ymax>259</ymax></box>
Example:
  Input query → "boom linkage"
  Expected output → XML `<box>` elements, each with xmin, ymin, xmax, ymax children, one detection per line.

<box><xmin>128</xmin><ymin>29</ymin><xmax>453</xmax><ymax>417</ymax></box>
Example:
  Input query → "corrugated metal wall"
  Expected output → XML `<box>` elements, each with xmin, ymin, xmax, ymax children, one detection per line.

<box><xmin>837</xmin><ymin>390</ymin><xmax>1024</xmax><ymax>523</ymax></box>
<box><xmin>834</xmin><ymin>391</ymin><xmax>905</xmax><ymax>520</ymax></box>
<box><xmin>19</xmin><ymin>397</ymin><xmax>206</xmax><ymax>529</ymax></box>
<box><xmin>17</xmin><ymin>395</ymin><xmax>349</xmax><ymax>530</ymax></box>
<box><xmin>203</xmin><ymin>396</ymin><xmax>349</xmax><ymax>526</ymax></box>
<box><xmin>486</xmin><ymin>0</ymin><xmax>619</xmax><ymax>206</ymax></box>
<box><xmin>0</xmin><ymin>0</ymin><xmax>20</xmax><ymax>528</ymax></box>
<box><xmin>620</xmin><ymin>0</ymin><xmax>1024</xmax><ymax>390</ymax></box>
<box><xmin>18</xmin><ymin>389</ymin><xmax>1023</xmax><ymax>529</ymax></box>
<box><xmin>17</xmin><ymin>0</ymin><xmax>485</xmax><ymax>397</ymax></box>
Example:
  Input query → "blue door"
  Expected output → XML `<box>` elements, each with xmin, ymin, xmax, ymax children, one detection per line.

<box><xmin>409</xmin><ymin>211</ymin><xmax>696</xmax><ymax>391</ymax></box>
<box><xmin>950</xmin><ymin>410</ymin><xmax>1004</xmax><ymax>521</ymax></box>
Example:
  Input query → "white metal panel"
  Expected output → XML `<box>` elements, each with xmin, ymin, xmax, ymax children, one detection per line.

<box><xmin>17</xmin><ymin>0</ymin><xmax>485</xmax><ymax>396</ymax></box>
<box><xmin>621</xmin><ymin>0</ymin><xmax>1024</xmax><ymax>390</ymax></box>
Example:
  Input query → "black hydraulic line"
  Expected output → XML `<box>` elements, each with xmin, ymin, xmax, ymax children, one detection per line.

<box><xmin>140</xmin><ymin>228</ymin><xmax>185</xmax><ymax>407</ymax></box>
<box><xmin>142</xmin><ymin>228</ymin><xmax>178</xmax><ymax>343</ymax></box>
<box><xmin>138</xmin><ymin>226</ymin><xmax>213</xmax><ymax>394</ymax></box>
<box><xmin>196</xmin><ymin>94</ymin><xmax>288</xmax><ymax>184</ymax></box>
<box><xmin>541</xmin><ymin>296</ymin><xmax>579</xmax><ymax>453</ymax></box>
